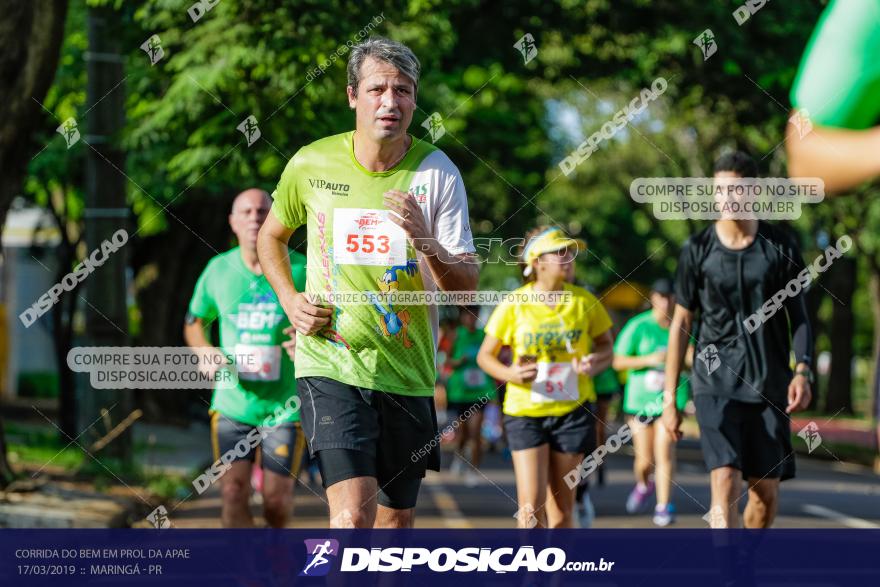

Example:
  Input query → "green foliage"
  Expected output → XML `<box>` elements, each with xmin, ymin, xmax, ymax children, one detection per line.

<box><xmin>27</xmin><ymin>0</ymin><xmax>878</xmax><ymax>363</ymax></box>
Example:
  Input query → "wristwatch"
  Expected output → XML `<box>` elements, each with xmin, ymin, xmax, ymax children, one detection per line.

<box><xmin>795</xmin><ymin>367</ymin><xmax>814</xmax><ymax>383</ymax></box>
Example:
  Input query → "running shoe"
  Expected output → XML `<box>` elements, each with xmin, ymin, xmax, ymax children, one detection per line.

<box><xmin>450</xmin><ymin>454</ymin><xmax>464</xmax><ymax>476</ymax></box>
<box><xmin>577</xmin><ymin>492</ymin><xmax>596</xmax><ymax>528</ymax></box>
<box><xmin>653</xmin><ymin>503</ymin><xmax>676</xmax><ymax>527</ymax></box>
<box><xmin>625</xmin><ymin>481</ymin><xmax>654</xmax><ymax>514</ymax></box>
<box><xmin>463</xmin><ymin>470</ymin><xmax>481</xmax><ymax>488</ymax></box>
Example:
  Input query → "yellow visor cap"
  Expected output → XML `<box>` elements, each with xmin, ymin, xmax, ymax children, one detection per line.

<box><xmin>522</xmin><ymin>227</ymin><xmax>586</xmax><ymax>276</ymax></box>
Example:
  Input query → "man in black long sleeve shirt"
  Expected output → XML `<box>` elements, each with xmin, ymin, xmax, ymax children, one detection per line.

<box><xmin>662</xmin><ymin>152</ymin><xmax>814</xmax><ymax>529</ymax></box>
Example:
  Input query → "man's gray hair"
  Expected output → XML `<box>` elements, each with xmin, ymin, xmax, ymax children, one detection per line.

<box><xmin>347</xmin><ymin>37</ymin><xmax>420</xmax><ymax>94</ymax></box>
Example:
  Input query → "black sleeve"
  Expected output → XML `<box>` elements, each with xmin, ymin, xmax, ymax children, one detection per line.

<box><xmin>787</xmin><ymin>295</ymin><xmax>813</xmax><ymax>367</ymax></box>
<box><xmin>674</xmin><ymin>239</ymin><xmax>700</xmax><ymax>311</ymax></box>
<box><xmin>781</xmin><ymin>235</ymin><xmax>814</xmax><ymax>367</ymax></box>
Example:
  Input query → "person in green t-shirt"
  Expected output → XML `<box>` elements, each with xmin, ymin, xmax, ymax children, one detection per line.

<box><xmin>445</xmin><ymin>306</ymin><xmax>496</xmax><ymax>486</ymax></box>
<box><xmin>184</xmin><ymin>189</ymin><xmax>306</xmax><ymax>528</ymax></box>
<box><xmin>613</xmin><ymin>278</ymin><xmax>690</xmax><ymax>527</ymax></box>
<box><xmin>787</xmin><ymin>0</ymin><xmax>880</xmax><ymax>467</ymax></box>
<box><xmin>257</xmin><ymin>38</ymin><xmax>478</xmax><ymax>528</ymax></box>
<box><xmin>787</xmin><ymin>0</ymin><xmax>880</xmax><ymax>193</ymax></box>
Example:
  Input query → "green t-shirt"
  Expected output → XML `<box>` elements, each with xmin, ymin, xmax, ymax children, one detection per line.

<box><xmin>446</xmin><ymin>326</ymin><xmax>496</xmax><ymax>403</ymax></box>
<box><xmin>188</xmin><ymin>247</ymin><xmax>307</xmax><ymax>425</ymax></box>
<box><xmin>790</xmin><ymin>0</ymin><xmax>880</xmax><ymax>129</ymax></box>
<box><xmin>593</xmin><ymin>366</ymin><xmax>621</xmax><ymax>396</ymax></box>
<box><xmin>614</xmin><ymin>310</ymin><xmax>688</xmax><ymax>416</ymax></box>
<box><xmin>271</xmin><ymin>131</ymin><xmax>474</xmax><ymax>396</ymax></box>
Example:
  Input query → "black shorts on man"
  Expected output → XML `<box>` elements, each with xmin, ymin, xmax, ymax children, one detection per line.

<box><xmin>695</xmin><ymin>395</ymin><xmax>795</xmax><ymax>480</ymax></box>
<box><xmin>297</xmin><ymin>376</ymin><xmax>441</xmax><ymax>509</ymax></box>
<box><xmin>211</xmin><ymin>412</ymin><xmax>306</xmax><ymax>477</ymax></box>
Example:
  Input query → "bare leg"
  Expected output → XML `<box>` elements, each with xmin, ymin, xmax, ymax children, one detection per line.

<box><xmin>456</xmin><ymin>408</ymin><xmax>471</xmax><ymax>457</ymax></box>
<box><xmin>629</xmin><ymin>416</ymin><xmax>654</xmax><ymax>486</ymax></box>
<box><xmin>220</xmin><ymin>461</ymin><xmax>254</xmax><ymax>528</ymax></box>
<box><xmin>261</xmin><ymin>470</ymin><xmax>295</xmax><ymax>528</ymax></box>
<box><xmin>708</xmin><ymin>466</ymin><xmax>741</xmax><ymax>528</ymax></box>
<box><xmin>325</xmin><ymin>476</ymin><xmax>377</xmax><ymax>528</ymax></box>
<box><xmin>743</xmin><ymin>477</ymin><xmax>779</xmax><ymax>528</ymax></box>
<box><xmin>653</xmin><ymin>422</ymin><xmax>676</xmax><ymax>508</ymax></box>
<box><xmin>375</xmin><ymin>505</ymin><xmax>416</xmax><ymax>528</ymax></box>
<box><xmin>545</xmin><ymin>451</ymin><xmax>584</xmax><ymax>528</ymax></box>
<box><xmin>511</xmin><ymin>445</ymin><xmax>550</xmax><ymax>528</ymax></box>
<box><xmin>467</xmin><ymin>409</ymin><xmax>485</xmax><ymax>469</ymax></box>
<box><xmin>596</xmin><ymin>398</ymin><xmax>609</xmax><ymax>447</ymax></box>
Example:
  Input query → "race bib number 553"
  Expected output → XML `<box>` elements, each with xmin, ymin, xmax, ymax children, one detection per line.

<box><xmin>333</xmin><ymin>208</ymin><xmax>407</xmax><ymax>266</ymax></box>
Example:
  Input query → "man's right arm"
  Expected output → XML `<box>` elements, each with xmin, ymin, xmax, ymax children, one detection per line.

<box><xmin>257</xmin><ymin>211</ymin><xmax>332</xmax><ymax>335</ymax></box>
<box><xmin>786</xmin><ymin>0</ymin><xmax>880</xmax><ymax>193</ymax></box>
<box><xmin>662</xmin><ymin>304</ymin><xmax>692</xmax><ymax>440</ymax></box>
<box><xmin>183</xmin><ymin>317</ymin><xmax>211</xmax><ymax>348</ymax></box>
<box><xmin>612</xmin><ymin>321</ymin><xmax>658</xmax><ymax>371</ymax></box>
<box><xmin>785</xmin><ymin>123</ymin><xmax>880</xmax><ymax>193</ymax></box>
<box><xmin>183</xmin><ymin>266</ymin><xmax>225</xmax><ymax>373</ymax></box>
<box><xmin>183</xmin><ymin>317</ymin><xmax>226</xmax><ymax>371</ymax></box>
<box><xmin>613</xmin><ymin>353</ymin><xmax>664</xmax><ymax>371</ymax></box>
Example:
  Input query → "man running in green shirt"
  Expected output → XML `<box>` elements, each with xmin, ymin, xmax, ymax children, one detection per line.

<box><xmin>184</xmin><ymin>189</ymin><xmax>306</xmax><ymax>528</ymax></box>
<box><xmin>258</xmin><ymin>38</ymin><xmax>478</xmax><ymax>528</ymax></box>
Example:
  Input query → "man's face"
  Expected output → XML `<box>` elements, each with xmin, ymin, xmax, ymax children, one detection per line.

<box><xmin>229</xmin><ymin>190</ymin><xmax>271</xmax><ymax>248</ymax></box>
<box><xmin>650</xmin><ymin>291</ymin><xmax>675</xmax><ymax>319</ymax></box>
<box><xmin>347</xmin><ymin>57</ymin><xmax>416</xmax><ymax>144</ymax></box>
<box><xmin>713</xmin><ymin>170</ymin><xmax>750</xmax><ymax>218</ymax></box>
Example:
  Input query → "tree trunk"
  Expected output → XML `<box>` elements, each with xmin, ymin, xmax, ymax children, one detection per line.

<box><xmin>79</xmin><ymin>3</ymin><xmax>131</xmax><ymax>461</ymax></box>
<box><xmin>805</xmin><ymin>280</ymin><xmax>822</xmax><ymax>411</ymax></box>
<box><xmin>0</xmin><ymin>419</ymin><xmax>13</xmax><ymax>487</ymax></box>
<box><xmin>868</xmin><ymin>271</ymin><xmax>880</xmax><ymax>435</ymax></box>
<box><xmin>132</xmin><ymin>193</ymin><xmax>232</xmax><ymax>424</ymax></box>
<box><xmin>52</xmin><ymin>256</ymin><xmax>78</xmax><ymax>440</ymax></box>
<box><xmin>44</xmin><ymin>191</ymin><xmax>80</xmax><ymax>440</ymax></box>
<box><xmin>0</xmin><ymin>0</ymin><xmax>69</xmax><ymax>489</ymax></box>
<box><xmin>0</xmin><ymin>0</ymin><xmax>69</xmax><ymax>231</ymax></box>
<box><xmin>824</xmin><ymin>256</ymin><xmax>856</xmax><ymax>415</ymax></box>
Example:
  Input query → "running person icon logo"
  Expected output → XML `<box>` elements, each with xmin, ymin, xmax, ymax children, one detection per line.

<box><xmin>693</xmin><ymin>29</ymin><xmax>717</xmax><ymax>61</ymax></box>
<box><xmin>139</xmin><ymin>34</ymin><xmax>164</xmax><ymax>65</ymax></box>
<box><xmin>300</xmin><ymin>539</ymin><xmax>340</xmax><ymax>576</ymax></box>
<box><xmin>514</xmin><ymin>33</ymin><xmax>538</xmax><ymax>64</ymax></box>
<box><xmin>237</xmin><ymin>115</ymin><xmax>261</xmax><ymax>147</ymax></box>
<box><xmin>56</xmin><ymin>118</ymin><xmax>80</xmax><ymax>149</ymax></box>
<box><xmin>797</xmin><ymin>421</ymin><xmax>823</xmax><ymax>454</ymax></box>
<box><xmin>696</xmin><ymin>344</ymin><xmax>721</xmax><ymax>374</ymax></box>
<box><xmin>421</xmin><ymin>112</ymin><xmax>446</xmax><ymax>142</ymax></box>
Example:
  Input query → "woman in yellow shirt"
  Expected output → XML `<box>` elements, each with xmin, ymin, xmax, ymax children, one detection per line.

<box><xmin>477</xmin><ymin>226</ymin><xmax>614</xmax><ymax>528</ymax></box>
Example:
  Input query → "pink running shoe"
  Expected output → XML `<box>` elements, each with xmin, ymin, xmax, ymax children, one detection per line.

<box><xmin>625</xmin><ymin>481</ymin><xmax>655</xmax><ymax>514</ymax></box>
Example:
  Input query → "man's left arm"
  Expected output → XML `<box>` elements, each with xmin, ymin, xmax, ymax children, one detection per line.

<box><xmin>384</xmin><ymin>170</ymin><xmax>478</xmax><ymax>292</ymax></box>
<box><xmin>416</xmin><ymin>243</ymin><xmax>478</xmax><ymax>292</ymax></box>
<box><xmin>782</xmin><ymin>238</ymin><xmax>814</xmax><ymax>413</ymax></box>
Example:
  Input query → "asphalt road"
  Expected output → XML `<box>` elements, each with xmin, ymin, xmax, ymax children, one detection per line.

<box><xmin>172</xmin><ymin>437</ymin><xmax>880</xmax><ymax>529</ymax></box>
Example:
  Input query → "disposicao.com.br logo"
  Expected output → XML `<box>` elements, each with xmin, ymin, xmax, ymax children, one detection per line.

<box><xmin>300</xmin><ymin>539</ymin><xmax>615</xmax><ymax>574</ymax></box>
<box><xmin>300</xmin><ymin>539</ymin><xmax>339</xmax><ymax>576</ymax></box>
